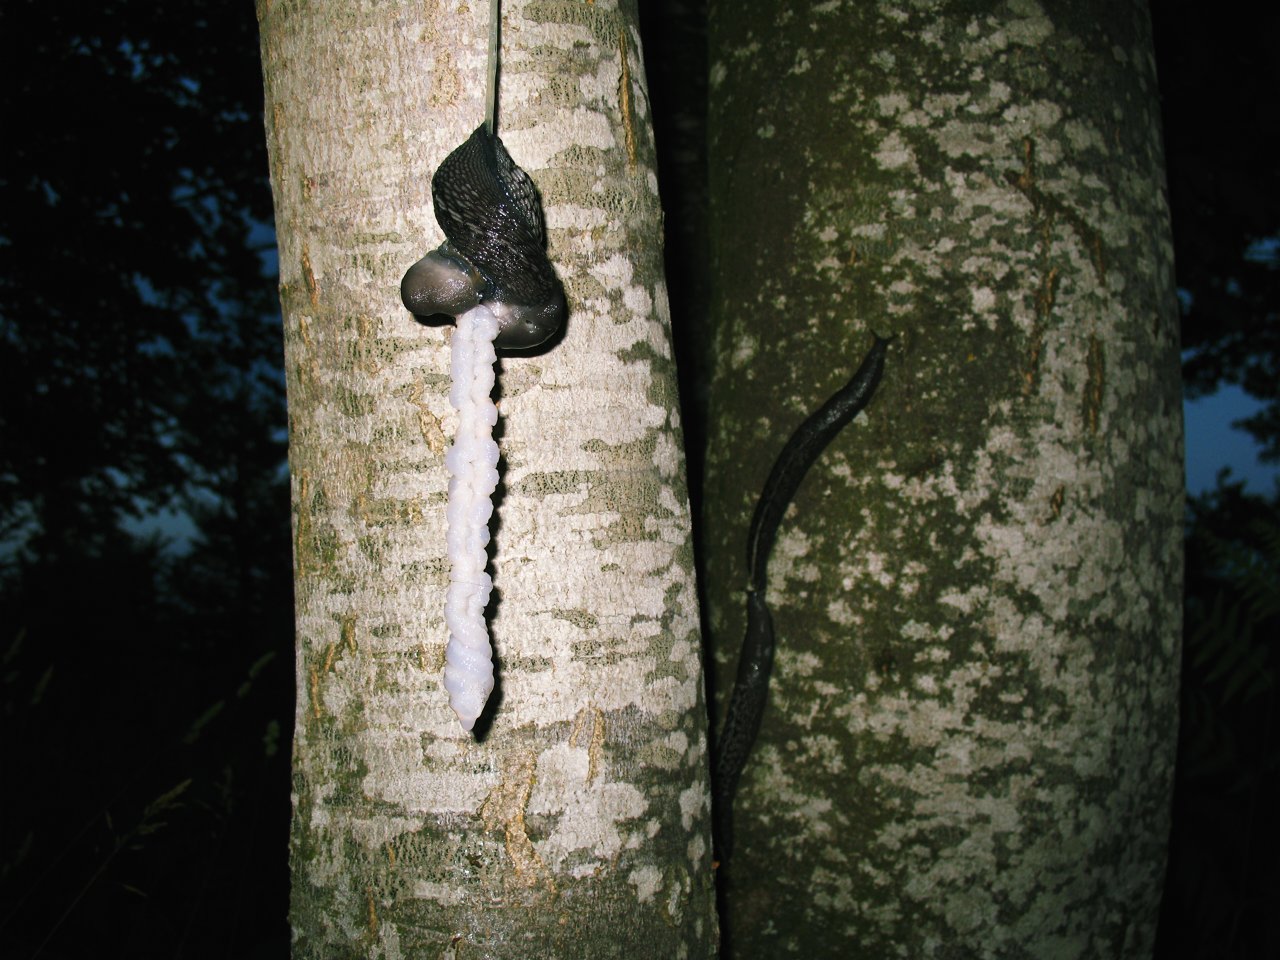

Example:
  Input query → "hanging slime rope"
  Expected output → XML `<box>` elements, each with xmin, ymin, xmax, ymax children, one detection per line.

<box><xmin>400</xmin><ymin>0</ymin><xmax>565</xmax><ymax>729</ymax></box>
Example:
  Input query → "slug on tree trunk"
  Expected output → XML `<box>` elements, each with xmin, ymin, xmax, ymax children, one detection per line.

<box><xmin>713</xmin><ymin>335</ymin><xmax>891</xmax><ymax>861</ymax></box>
<box><xmin>401</xmin><ymin>125</ymin><xmax>566</xmax><ymax>351</ymax></box>
<box><xmin>400</xmin><ymin>7</ymin><xmax>565</xmax><ymax>730</ymax></box>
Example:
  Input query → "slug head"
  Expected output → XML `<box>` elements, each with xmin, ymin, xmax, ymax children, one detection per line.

<box><xmin>400</xmin><ymin>245</ymin><xmax>482</xmax><ymax>318</ymax></box>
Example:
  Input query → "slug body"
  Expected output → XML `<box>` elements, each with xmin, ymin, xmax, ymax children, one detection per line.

<box><xmin>713</xmin><ymin>335</ymin><xmax>891</xmax><ymax>861</ymax></box>
<box><xmin>402</xmin><ymin>125</ymin><xmax>565</xmax><ymax>350</ymax></box>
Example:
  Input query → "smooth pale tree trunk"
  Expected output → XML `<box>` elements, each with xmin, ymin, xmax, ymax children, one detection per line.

<box><xmin>705</xmin><ymin>1</ymin><xmax>1181</xmax><ymax>956</ymax></box>
<box><xmin>258</xmin><ymin>1</ymin><xmax>716</xmax><ymax>956</ymax></box>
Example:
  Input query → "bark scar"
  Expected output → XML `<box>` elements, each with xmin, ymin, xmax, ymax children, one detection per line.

<box><xmin>570</xmin><ymin>704</ymin><xmax>607</xmax><ymax>782</ymax></box>
<box><xmin>481</xmin><ymin>752</ymin><xmax>554</xmax><ymax>891</ymax></box>
<box><xmin>618</xmin><ymin>28</ymin><xmax>637</xmax><ymax>171</ymax></box>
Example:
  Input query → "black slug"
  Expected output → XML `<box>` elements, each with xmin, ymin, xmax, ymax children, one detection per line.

<box><xmin>401</xmin><ymin>124</ymin><xmax>566</xmax><ymax>350</ymax></box>
<box><xmin>713</xmin><ymin>334</ymin><xmax>892</xmax><ymax>862</ymax></box>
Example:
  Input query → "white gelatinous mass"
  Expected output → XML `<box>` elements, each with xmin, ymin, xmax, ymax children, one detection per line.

<box><xmin>442</xmin><ymin>305</ymin><xmax>501</xmax><ymax>730</ymax></box>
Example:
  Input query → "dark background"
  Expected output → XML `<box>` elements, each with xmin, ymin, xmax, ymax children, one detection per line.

<box><xmin>2</xmin><ymin>2</ymin><xmax>1276</xmax><ymax>957</ymax></box>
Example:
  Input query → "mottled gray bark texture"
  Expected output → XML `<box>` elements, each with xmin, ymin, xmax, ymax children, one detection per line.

<box><xmin>705</xmin><ymin>1</ymin><xmax>1181</xmax><ymax>957</ymax></box>
<box><xmin>258</xmin><ymin>1</ymin><xmax>716</xmax><ymax>956</ymax></box>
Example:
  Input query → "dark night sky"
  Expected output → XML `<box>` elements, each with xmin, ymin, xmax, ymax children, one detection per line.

<box><xmin>1185</xmin><ymin>387</ymin><xmax>1278</xmax><ymax>494</ymax></box>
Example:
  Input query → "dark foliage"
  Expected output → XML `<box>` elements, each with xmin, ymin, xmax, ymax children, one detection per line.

<box><xmin>1158</xmin><ymin>483</ymin><xmax>1280</xmax><ymax>958</ymax></box>
<box><xmin>1</xmin><ymin>1</ymin><xmax>292</xmax><ymax>957</ymax></box>
<box><xmin>1154</xmin><ymin>4</ymin><xmax>1280</xmax><ymax>459</ymax></box>
<box><xmin>1150</xmin><ymin>5</ymin><xmax>1280</xmax><ymax>955</ymax></box>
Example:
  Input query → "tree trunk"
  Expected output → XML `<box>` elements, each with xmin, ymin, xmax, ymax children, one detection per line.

<box><xmin>705</xmin><ymin>1</ymin><xmax>1181</xmax><ymax>956</ymax></box>
<box><xmin>258</xmin><ymin>1</ymin><xmax>716</xmax><ymax>956</ymax></box>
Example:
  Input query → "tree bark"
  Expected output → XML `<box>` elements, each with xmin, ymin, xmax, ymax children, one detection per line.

<box><xmin>258</xmin><ymin>1</ymin><xmax>716</xmax><ymax>956</ymax></box>
<box><xmin>705</xmin><ymin>1</ymin><xmax>1181</xmax><ymax>956</ymax></box>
